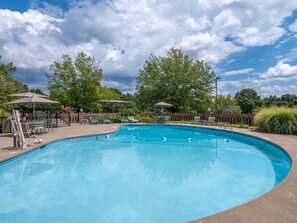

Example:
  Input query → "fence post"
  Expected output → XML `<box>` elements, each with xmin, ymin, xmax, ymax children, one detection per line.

<box><xmin>68</xmin><ymin>112</ymin><xmax>71</xmax><ymax>126</ymax></box>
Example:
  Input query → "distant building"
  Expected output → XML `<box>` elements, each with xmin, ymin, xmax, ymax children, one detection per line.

<box><xmin>271</xmin><ymin>101</ymin><xmax>284</xmax><ymax>107</ymax></box>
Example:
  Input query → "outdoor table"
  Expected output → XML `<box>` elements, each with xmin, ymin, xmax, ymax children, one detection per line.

<box><xmin>80</xmin><ymin>119</ymin><xmax>88</xmax><ymax>125</ymax></box>
<box><xmin>155</xmin><ymin>116</ymin><xmax>165</xmax><ymax>123</ymax></box>
<box><xmin>27</xmin><ymin>121</ymin><xmax>45</xmax><ymax>134</ymax></box>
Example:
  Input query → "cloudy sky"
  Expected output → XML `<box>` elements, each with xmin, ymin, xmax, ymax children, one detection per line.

<box><xmin>1</xmin><ymin>0</ymin><xmax>297</xmax><ymax>97</ymax></box>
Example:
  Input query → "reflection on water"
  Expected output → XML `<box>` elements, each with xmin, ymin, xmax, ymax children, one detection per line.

<box><xmin>0</xmin><ymin>125</ymin><xmax>291</xmax><ymax>223</ymax></box>
<box><xmin>135</xmin><ymin>142</ymin><xmax>217</xmax><ymax>185</ymax></box>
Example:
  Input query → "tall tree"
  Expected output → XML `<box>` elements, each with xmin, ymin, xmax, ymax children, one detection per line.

<box><xmin>136</xmin><ymin>48</ymin><xmax>215</xmax><ymax>112</ymax></box>
<box><xmin>280</xmin><ymin>94</ymin><xmax>297</xmax><ymax>107</ymax></box>
<box><xmin>0</xmin><ymin>55</ymin><xmax>28</xmax><ymax>111</ymax></box>
<box><xmin>235</xmin><ymin>88</ymin><xmax>262</xmax><ymax>113</ymax></box>
<box><xmin>216</xmin><ymin>94</ymin><xmax>241</xmax><ymax>114</ymax></box>
<box><xmin>262</xmin><ymin>95</ymin><xmax>279</xmax><ymax>107</ymax></box>
<box><xmin>46</xmin><ymin>52</ymin><xmax>103</xmax><ymax>112</ymax></box>
<box><xmin>30</xmin><ymin>88</ymin><xmax>46</xmax><ymax>96</ymax></box>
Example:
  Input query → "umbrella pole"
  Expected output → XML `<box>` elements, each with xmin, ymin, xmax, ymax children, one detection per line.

<box><xmin>33</xmin><ymin>104</ymin><xmax>36</xmax><ymax>123</ymax></box>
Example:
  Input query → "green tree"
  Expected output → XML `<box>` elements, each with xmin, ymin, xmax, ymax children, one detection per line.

<box><xmin>280</xmin><ymin>94</ymin><xmax>297</xmax><ymax>107</ymax></box>
<box><xmin>262</xmin><ymin>95</ymin><xmax>279</xmax><ymax>108</ymax></box>
<box><xmin>30</xmin><ymin>88</ymin><xmax>46</xmax><ymax>96</ymax></box>
<box><xmin>109</xmin><ymin>88</ymin><xmax>122</xmax><ymax>95</ymax></box>
<box><xmin>235</xmin><ymin>88</ymin><xmax>262</xmax><ymax>113</ymax></box>
<box><xmin>0</xmin><ymin>55</ymin><xmax>28</xmax><ymax>112</ymax></box>
<box><xmin>120</xmin><ymin>93</ymin><xmax>135</xmax><ymax>102</ymax></box>
<box><xmin>46</xmin><ymin>52</ymin><xmax>103</xmax><ymax>112</ymax></box>
<box><xmin>136</xmin><ymin>48</ymin><xmax>215</xmax><ymax>112</ymax></box>
<box><xmin>216</xmin><ymin>94</ymin><xmax>241</xmax><ymax>114</ymax></box>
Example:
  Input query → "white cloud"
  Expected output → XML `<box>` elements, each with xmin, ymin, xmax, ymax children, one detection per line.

<box><xmin>260</xmin><ymin>62</ymin><xmax>297</xmax><ymax>79</ymax></box>
<box><xmin>236</xmin><ymin>27</ymin><xmax>285</xmax><ymax>46</ymax></box>
<box><xmin>222</xmin><ymin>68</ymin><xmax>254</xmax><ymax>76</ymax></box>
<box><xmin>213</xmin><ymin>10</ymin><xmax>241</xmax><ymax>35</ymax></box>
<box><xmin>177</xmin><ymin>33</ymin><xmax>245</xmax><ymax>64</ymax></box>
<box><xmin>259</xmin><ymin>85</ymin><xmax>297</xmax><ymax>97</ymax></box>
<box><xmin>1</xmin><ymin>0</ymin><xmax>297</xmax><ymax>93</ymax></box>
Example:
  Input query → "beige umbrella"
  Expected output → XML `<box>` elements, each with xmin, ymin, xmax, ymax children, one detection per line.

<box><xmin>7</xmin><ymin>95</ymin><xmax>59</xmax><ymax>121</ymax></box>
<box><xmin>99</xmin><ymin>100</ymin><xmax>133</xmax><ymax>113</ymax></box>
<box><xmin>154</xmin><ymin>101</ymin><xmax>173</xmax><ymax>108</ymax></box>
<box><xmin>154</xmin><ymin>101</ymin><xmax>173</xmax><ymax>112</ymax></box>
<box><xmin>10</xmin><ymin>92</ymin><xmax>48</xmax><ymax>98</ymax></box>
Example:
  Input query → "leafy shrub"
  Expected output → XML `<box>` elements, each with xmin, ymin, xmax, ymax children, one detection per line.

<box><xmin>119</xmin><ymin>107</ymin><xmax>139</xmax><ymax>116</ymax></box>
<box><xmin>137</xmin><ymin>116</ymin><xmax>155</xmax><ymax>123</ymax></box>
<box><xmin>254</xmin><ymin>107</ymin><xmax>297</xmax><ymax>134</ymax></box>
<box><xmin>96</xmin><ymin>116</ymin><xmax>103</xmax><ymax>123</ymax></box>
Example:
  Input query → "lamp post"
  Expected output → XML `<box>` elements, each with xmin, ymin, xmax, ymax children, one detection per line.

<box><xmin>215</xmin><ymin>77</ymin><xmax>221</xmax><ymax>113</ymax></box>
<box><xmin>80</xmin><ymin>87</ymin><xmax>83</xmax><ymax>112</ymax></box>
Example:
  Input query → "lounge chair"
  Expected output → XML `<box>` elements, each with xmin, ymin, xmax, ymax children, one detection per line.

<box><xmin>201</xmin><ymin>116</ymin><xmax>216</xmax><ymax>125</ymax></box>
<box><xmin>128</xmin><ymin>116</ymin><xmax>139</xmax><ymax>123</ymax></box>
<box><xmin>208</xmin><ymin>116</ymin><xmax>215</xmax><ymax>123</ymax></box>
<box><xmin>193</xmin><ymin>116</ymin><xmax>201</xmax><ymax>124</ymax></box>
<box><xmin>89</xmin><ymin>117</ymin><xmax>99</xmax><ymax>124</ymax></box>
<box><xmin>102</xmin><ymin>117</ymin><xmax>112</xmax><ymax>124</ymax></box>
<box><xmin>118</xmin><ymin>116</ymin><xmax>128</xmax><ymax>123</ymax></box>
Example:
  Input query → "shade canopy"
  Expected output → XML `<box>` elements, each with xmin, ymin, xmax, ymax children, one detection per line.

<box><xmin>154</xmin><ymin>101</ymin><xmax>173</xmax><ymax>108</ymax></box>
<box><xmin>7</xmin><ymin>95</ymin><xmax>59</xmax><ymax>105</ymax></box>
<box><xmin>10</xmin><ymin>92</ymin><xmax>48</xmax><ymax>98</ymax></box>
<box><xmin>99</xmin><ymin>100</ymin><xmax>133</xmax><ymax>113</ymax></box>
<box><xmin>99</xmin><ymin>100</ymin><xmax>133</xmax><ymax>104</ymax></box>
<box><xmin>7</xmin><ymin>95</ymin><xmax>59</xmax><ymax>122</ymax></box>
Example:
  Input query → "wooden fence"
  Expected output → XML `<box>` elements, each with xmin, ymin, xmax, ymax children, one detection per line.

<box><xmin>62</xmin><ymin>112</ymin><xmax>119</xmax><ymax>124</ymax></box>
<box><xmin>64</xmin><ymin>112</ymin><xmax>254</xmax><ymax>125</ymax></box>
<box><xmin>1</xmin><ymin>112</ymin><xmax>254</xmax><ymax>133</ymax></box>
<box><xmin>141</xmin><ymin>112</ymin><xmax>254</xmax><ymax>125</ymax></box>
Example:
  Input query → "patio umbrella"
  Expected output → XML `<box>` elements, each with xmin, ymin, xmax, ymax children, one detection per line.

<box><xmin>99</xmin><ymin>100</ymin><xmax>133</xmax><ymax>113</ymax></box>
<box><xmin>7</xmin><ymin>95</ymin><xmax>59</xmax><ymax>121</ymax></box>
<box><xmin>154</xmin><ymin>101</ymin><xmax>173</xmax><ymax>108</ymax></box>
<box><xmin>10</xmin><ymin>92</ymin><xmax>48</xmax><ymax>98</ymax></box>
<box><xmin>154</xmin><ymin>101</ymin><xmax>173</xmax><ymax>112</ymax></box>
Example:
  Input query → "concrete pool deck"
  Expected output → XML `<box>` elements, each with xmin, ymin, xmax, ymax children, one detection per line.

<box><xmin>0</xmin><ymin>123</ymin><xmax>296</xmax><ymax>223</ymax></box>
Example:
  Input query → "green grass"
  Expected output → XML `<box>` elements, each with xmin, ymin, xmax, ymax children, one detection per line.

<box><xmin>254</xmin><ymin>107</ymin><xmax>297</xmax><ymax>135</ymax></box>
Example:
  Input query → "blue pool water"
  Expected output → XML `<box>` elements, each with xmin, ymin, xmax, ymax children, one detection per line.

<box><xmin>0</xmin><ymin>125</ymin><xmax>292</xmax><ymax>223</ymax></box>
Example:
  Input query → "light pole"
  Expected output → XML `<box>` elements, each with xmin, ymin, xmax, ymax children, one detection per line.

<box><xmin>80</xmin><ymin>87</ymin><xmax>83</xmax><ymax>112</ymax></box>
<box><xmin>215</xmin><ymin>77</ymin><xmax>221</xmax><ymax>113</ymax></box>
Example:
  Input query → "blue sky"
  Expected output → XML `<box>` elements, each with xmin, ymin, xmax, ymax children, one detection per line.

<box><xmin>1</xmin><ymin>0</ymin><xmax>297</xmax><ymax>97</ymax></box>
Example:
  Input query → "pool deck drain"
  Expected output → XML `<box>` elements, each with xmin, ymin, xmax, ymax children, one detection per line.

<box><xmin>0</xmin><ymin>123</ymin><xmax>297</xmax><ymax>223</ymax></box>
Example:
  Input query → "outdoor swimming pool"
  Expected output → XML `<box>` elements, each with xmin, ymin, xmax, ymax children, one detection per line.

<box><xmin>0</xmin><ymin>125</ymin><xmax>292</xmax><ymax>223</ymax></box>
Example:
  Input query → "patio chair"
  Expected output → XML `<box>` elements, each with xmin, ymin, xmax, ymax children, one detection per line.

<box><xmin>128</xmin><ymin>116</ymin><xmax>139</xmax><ymax>123</ymax></box>
<box><xmin>201</xmin><ymin>116</ymin><xmax>216</xmax><ymax>125</ymax></box>
<box><xmin>193</xmin><ymin>116</ymin><xmax>201</xmax><ymax>124</ymax></box>
<box><xmin>207</xmin><ymin>116</ymin><xmax>216</xmax><ymax>125</ymax></box>
<box><xmin>34</xmin><ymin>121</ymin><xmax>45</xmax><ymax>134</ymax></box>
<box><xmin>102</xmin><ymin>117</ymin><xmax>112</xmax><ymax>124</ymax></box>
<box><xmin>164</xmin><ymin>116</ymin><xmax>171</xmax><ymax>123</ymax></box>
<box><xmin>21</xmin><ymin>122</ymin><xmax>34</xmax><ymax>138</ymax></box>
<box><xmin>118</xmin><ymin>116</ymin><xmax>128</xmax><ymax>123</ymax></box>
<box><xmin>89</xmin><ymin>117</ymin><xmax>99</xmax><ymax>124</ymax></box>
<box><xmin>44</xmin><ymin>119</ymin><xmax>54</xmax><ymax>133</ymax></box>
<box><xmin>21</xmin><ymin>122</ymin><xmax>43</xmax><ymax>143</ymax></box>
